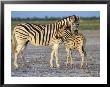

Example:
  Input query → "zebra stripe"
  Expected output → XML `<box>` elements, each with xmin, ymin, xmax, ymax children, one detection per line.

<box><xmin>26</xmin><ymin>23</ymin><xmax>41</xmax><ymax>44</ymax></box>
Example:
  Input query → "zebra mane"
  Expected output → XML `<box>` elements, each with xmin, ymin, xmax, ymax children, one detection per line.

<box><xmin>56</xmin><ymin>15</ymin><xmax>77</xmax><ymax>22</ymax></box>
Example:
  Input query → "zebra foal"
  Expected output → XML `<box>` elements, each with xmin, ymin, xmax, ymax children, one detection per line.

<box><xmin>58</xmin><ymin>20</ymin><xmax>87</xmax><ymax>68</ymax></box>
<box><xmin>64</xmin><ymin>33</ymin><xmax>87</xmax><ymax>68</ymax></box>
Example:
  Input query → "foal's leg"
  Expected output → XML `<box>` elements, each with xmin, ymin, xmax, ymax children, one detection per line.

<box><xmin>70</xmin><ymin>50</ymin><xmax>74</xmax><ymax>65</ymax></box>
<box><xmin>78</xmin><ymin>47</ymin><xmax>85</xmax><ymax>68</ymax></box>
<box><xmin>65</xmin><ymin>48</ymin><xmax>71</xmax><ymax>66</ymax></box>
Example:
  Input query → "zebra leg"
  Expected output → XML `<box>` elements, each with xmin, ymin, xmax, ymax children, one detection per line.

<box><xmin>78</xmin><ymin>47</ymin><xmax>85</xmax><ymax>68</ymax></box>
<box><xmin>70</xmin><ymin>50</ymin><xmax>74</xmax><ymax>65</ymax></box>
<box><xmin>82</xmin><ymin>46</ymin><xmax>88</xmax><ymax>67</ymax></box>
<box><xmin>50</xmin><ymin>49</ymin><xmax>55</xmax><ymax>67</ymax></box>
<box><xmin>65</xmin><ymin>48</ymin><xmax>70</xmax><ymax>66</ymax></box>
<box><xmin>20</xmin><ymin>41</ymin><xmax>28</xmax><ymax>60</ymax></box>
<box><xmin>85</xmin><ymin>51</ymin><xmax>88</xmax><ymax>66</ymax></box>
<box><xmin>19</xmin><ymin>46</ymin><xmax>25</xmax><ymax>58</ymax></box>
<box><xmin>19</xmin><ymin>45</ymin><xmax>27</xmax><ymax>67</ymax></box>
<box><xmin>55</xmin><ymin>48</ymin><xmax>60</xmax><ymax>68</ymax></box>
<box><xmin>50</xmin><ymin>43</ymin><xmax>60</xmax><ymax>68</ymax></box>
<box><xmin>14</xmin><ymin>44</ymin><xmax>25</xmax><ymax>68</ymax></box>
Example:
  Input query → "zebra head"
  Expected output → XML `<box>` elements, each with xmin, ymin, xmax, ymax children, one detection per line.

<box><xmin>54</xmin><ymin>15</ymin><xmax>80</xmax><ymax>40</ymax></box>
<box><xmin>73</xmin><ymin>15</ymin><xmax>80</xmax><ymax>34</ymax></box>
<box><xmin>66</xmin><ymin>15</ymin><xmax>80</xmax><ymax>34</ymax></box>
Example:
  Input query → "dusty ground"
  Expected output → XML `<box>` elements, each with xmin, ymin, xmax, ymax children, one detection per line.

<box><xmin>11</xmin><ymin>30</ymin><xmax>100</xmax><ymax>77</ymax></box>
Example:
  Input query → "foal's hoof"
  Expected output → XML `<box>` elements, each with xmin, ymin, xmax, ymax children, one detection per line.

<box><xmin>80</xmin><ymin>64</ymin><xmax>84</xmax><ymax>69</ymax></box>
<box><xmin>85</xmin><ymin>62</ymin><xmax>88</xmax><ymax>67</ymax></box>
<box><xmin>80</xmin><ymin>63</ymin><xmax>88</xmax><ymax>69</ymax></box>
<box><xmin>65</xmin><ymin>62</ymin><xmax>69</xmax><ymax>66</ymax></box>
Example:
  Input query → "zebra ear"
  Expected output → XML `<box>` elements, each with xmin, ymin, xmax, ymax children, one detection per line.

<box><xmin>77</xmin><ymin>16</ymin><xmax>80</xmax><ymax>20</ymax></box>
<box><xmin>66</xmin><ymin>21</ymin><xmax>71</xmax><ymax>28</ymax></box>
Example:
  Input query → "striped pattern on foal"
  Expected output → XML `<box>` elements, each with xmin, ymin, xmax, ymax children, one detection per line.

<box><xmin>63</xmin><ymin>32</ymin><xmax>87</xmax><ymax>68</ymax></box>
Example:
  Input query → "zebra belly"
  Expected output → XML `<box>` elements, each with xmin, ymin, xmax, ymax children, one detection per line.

<box><xmin>29</xmin><ymin>42</ymin><xmax>49</xmax><ymax>46</ymax></box>
<box><xmin>64</xmin><ymin>41</ymin><xmax>76</xmax><ymax>49</ymax></box>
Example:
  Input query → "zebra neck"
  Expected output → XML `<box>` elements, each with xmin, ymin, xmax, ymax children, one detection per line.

<box><xmin>43</xmin><ymin>19</ymin><xmax>66</xmax><ymax>45</ymax></box>
<box><xmin>62</xmin><ymin>30</ymin><xmax>72</xmax><ymax>41</ymax></box>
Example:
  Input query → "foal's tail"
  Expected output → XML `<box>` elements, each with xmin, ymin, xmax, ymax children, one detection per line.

<box><xmin>82</xmin><ymin>34</ymin><xmax>87</xmax><ymax>56</ymax></box>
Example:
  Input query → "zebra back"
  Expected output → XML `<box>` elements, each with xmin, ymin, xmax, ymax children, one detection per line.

<box><xmin>13</xmin><ymin>15</ymin><xmax>80</xmax><ymax>46</ymax></box>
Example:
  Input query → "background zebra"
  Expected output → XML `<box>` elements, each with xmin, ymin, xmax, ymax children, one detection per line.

<box><xmin>12</xmin><ymin>15</ymin><xmax>80</xmax><ymax>68</ymax></box>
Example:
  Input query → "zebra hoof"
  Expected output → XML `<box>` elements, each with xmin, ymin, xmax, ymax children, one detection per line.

<box><xmin>85</xmin><ymin>62</ymin><xmax>88</xmax><ymax>67</ymax></box>
<box><xmin>65</xmin><ymin>62</ymin><xmax>69</xmax><ymax>67</ymax></box>
<box><xmin>70</xmin><ymin>63</ymin><xmax>74</xmax><ymax>68</ymax></box>
<box><xmin>56</xmin><ymin>64</ymin><xmax>60</xmax><ymax>68</ymax></box>
<box><xmin>70</xmin><ymin>61</ymin><xmax>74</xmax><ymax>65</ymax></box>
<box><xmin>50</xmin><ymin>65</ymin><xmax>54</xmax><ymax>68</ymax></box>
<box><xmin>80</xmin><ymin>64</ymin><xmax>84</xmax><ymax>69</ymax></box>
<box><xmin>14</xmin><ymin>64</ymin><xmax>18</xmax><ymax>69</ymax></box>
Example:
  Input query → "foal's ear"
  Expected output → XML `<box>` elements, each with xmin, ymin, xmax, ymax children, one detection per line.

<box><xmin>74</xmin><ymin>30</ymin><xmax>78</xmax><ymax>34</ymax></box>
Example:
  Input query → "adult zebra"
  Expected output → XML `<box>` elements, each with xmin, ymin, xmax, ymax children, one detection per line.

<box><xmin>12</xmin><ymin>15</ymin><xmax>80</xmax><ymax>68</ymax></box>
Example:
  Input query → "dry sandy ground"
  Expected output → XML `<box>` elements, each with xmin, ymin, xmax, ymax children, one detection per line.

<box><xmin>11</xmin><ymin>30</ymin><xmax>100</xmax><ymax>77</ymax></box>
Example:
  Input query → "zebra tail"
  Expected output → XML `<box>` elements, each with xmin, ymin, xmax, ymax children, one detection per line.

<box><xmin>12</xmin><ymin>32</ymin><xmax>16</xmax><ymax>56</ymax></box>
<box><xmin>82</xmin><ymin>36</ymin><xmax>87</xmax><ymax>56</ymax></box>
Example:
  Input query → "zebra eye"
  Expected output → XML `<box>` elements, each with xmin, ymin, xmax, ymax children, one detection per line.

<box><xmin>77</xmin><ymin>23</ymin><xmax>79</xmax><ymax>26</ymax></box>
